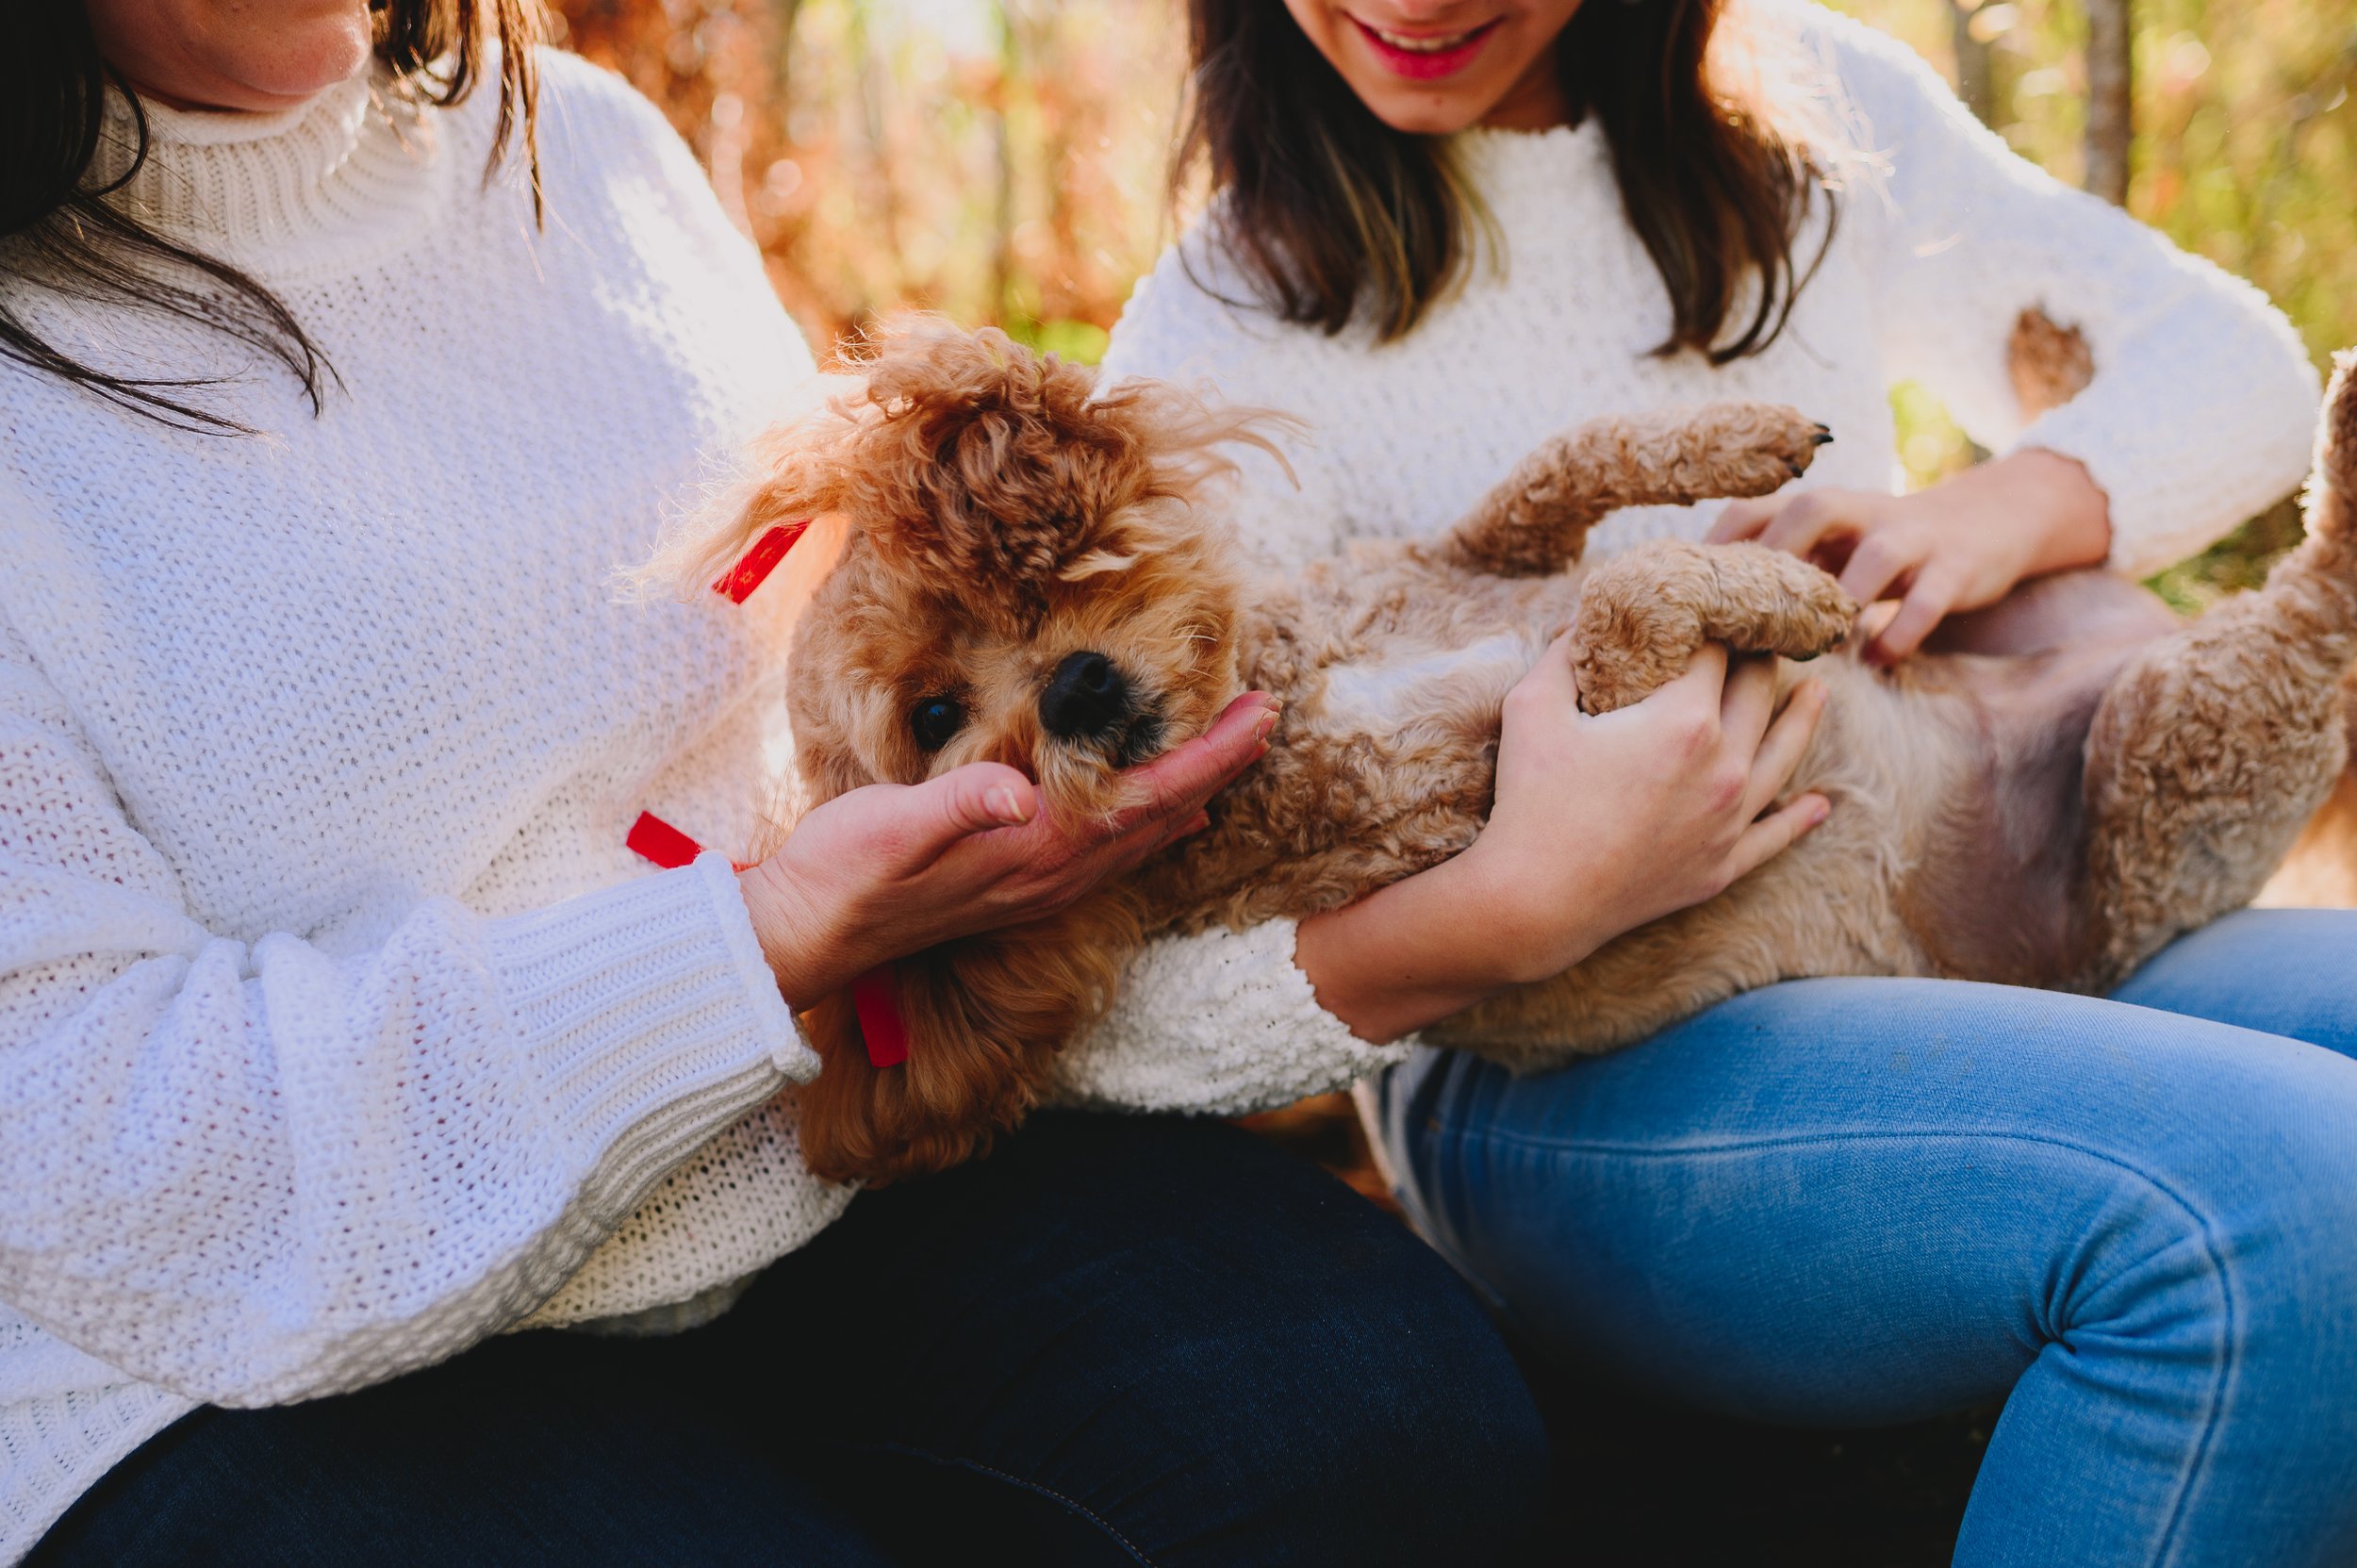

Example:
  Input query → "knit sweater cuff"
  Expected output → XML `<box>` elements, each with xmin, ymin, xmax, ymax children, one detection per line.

<box><xmin>485</xmin><ymin>854</ymin><xmax>819</xmax><ymax>1179</ymax></box>
<box><xmin>2007</xmin><ymin>411</ymin><xmax>2183</xmax><ymax>579</ymax></box>
<box><xmin>1052</xmin><ymin>918</ymin><xmax>1413</xmax><ymax>1115</ymax></box>
<box><xmin>2012</xmin><ymin>356</ymin><xmax>2321</xmax><ymax>580</ymax></box>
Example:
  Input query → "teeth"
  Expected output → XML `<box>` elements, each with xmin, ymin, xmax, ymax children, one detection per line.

<box><xmin>1371</xmin><ymin>24</ymin><xmax>1479</xmax><ymax>52</ymax></box>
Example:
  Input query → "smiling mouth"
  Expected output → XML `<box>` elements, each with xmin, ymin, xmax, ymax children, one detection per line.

<box><xmin>1348</xmin><ymin>14</ymin><xmax>1504</xmax><ymax>78</ymax></box>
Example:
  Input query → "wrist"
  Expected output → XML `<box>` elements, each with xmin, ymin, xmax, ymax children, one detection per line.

<box><xmin>2002</xmin><ymin>448</ymin><xmax>2113</xmax><ymax>574</ymax></box>
<box><xmin>1448</xmin><ymin>839</ymin><xmax>1613</xmax><ymax>986</ymax></box>
<box><xmin>736</xmin><ymin>861</ymin><xmax>857</xmax><ymax>1011</ymax></box>
<box><xmin>1295</xmin><ymin>845</ymin><xmax>1599</xmax><ymax>1044</ymax></box>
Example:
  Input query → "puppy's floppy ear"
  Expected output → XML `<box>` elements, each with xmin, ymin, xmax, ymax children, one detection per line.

<box><xmin>632</xmin><ymin>371</ymin><xmax>866</xmax><ymax>602</ymax></box>
<box><xmin>795</xmin><ymin>888</ymin><xmax>1147</xmax><ymax>1184</ymax></box>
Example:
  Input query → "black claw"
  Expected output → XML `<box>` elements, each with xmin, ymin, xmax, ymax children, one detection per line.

<box><xmin>1785</xmin><ymin>458</ymin><xmax>1806</xmax><ymax>477</ymax></box>
<box><xmin>1810</xmin><ymin>425</ymin><xmax>1835</xmax><ymax>446</ymax></box>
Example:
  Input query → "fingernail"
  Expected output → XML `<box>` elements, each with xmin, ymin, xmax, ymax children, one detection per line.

<box><xmin>1255</xmin><ymin>709</ymin><xmax>1281</xmax><ymax>743</ymax></box>
<box><xmin>985</xmin><ymin>785</ymin><xmax>1029</xmax><ymax>823</ymax></box>
<box><xmin>1182</xmin><ymin>811</ymin><xmax>1211</xmax><ymax>837</ymax></box>
<box><xmin>1808</xmin><ymin>797</ymin><xmax>1831</xmax><ymax>825</ymax></box>
<box><xmin>1254</xmin><ymin>741</ymin><xmax>1272</xmax><ymax>761</ymax></box>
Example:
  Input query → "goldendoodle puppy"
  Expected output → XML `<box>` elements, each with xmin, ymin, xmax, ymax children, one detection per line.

<box><xmin>693</xmin><ymin>323</ymin><xmax>2356</xmax><ymax>1185</ymax></box>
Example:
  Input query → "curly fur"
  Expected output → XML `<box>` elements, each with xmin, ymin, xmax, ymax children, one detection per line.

<box><xmin>726</xmin><ymin>322</ymin><xmax>2357</xmax><ymax>1185</ymax></box>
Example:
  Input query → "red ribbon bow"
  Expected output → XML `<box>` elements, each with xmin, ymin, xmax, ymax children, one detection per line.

<box><xmin>628</xmin><ymin>520</ymin><xmax>909</xmax><ymax>1070</ymax></box>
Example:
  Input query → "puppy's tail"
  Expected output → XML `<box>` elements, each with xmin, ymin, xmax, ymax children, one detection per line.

<box><xmin>2306</xmin><ymin>350</ymin><xmax>2357</xmax><ymax>550</ymax></box>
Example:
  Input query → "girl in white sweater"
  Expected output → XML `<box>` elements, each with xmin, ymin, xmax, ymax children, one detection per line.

<box><xmin>1101</xmin><ymin>1</ymin><xmax>2357</xmax><ymax>1562</ymax></box>
<box><xmin>0</xmin><ymin>1</ymin><xmax>1553</xmax><ymax>1560</ymax></box>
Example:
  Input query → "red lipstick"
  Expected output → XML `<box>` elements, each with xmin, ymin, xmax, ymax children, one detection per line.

<box><xmin>1347</xmin><ymin>15</ymin><xmax>1505</xmax><ymax>81</ymax></box>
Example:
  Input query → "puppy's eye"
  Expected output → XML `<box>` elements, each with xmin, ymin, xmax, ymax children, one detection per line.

<box><xmin>910</xmin><ymin>696</ymin><xmax>965</xmax><ymax>752</ymax></box>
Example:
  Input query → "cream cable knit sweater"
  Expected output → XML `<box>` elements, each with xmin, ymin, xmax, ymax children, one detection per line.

<box><xmin>0</xmin><ymin>55</ymin><xmax>1380</xmax><ymax>1561</ymax></box>
<box><xmin>1062</xmin><ymin>0</ymin><xmax>2324</xmax><ymax>1119</ymax></box>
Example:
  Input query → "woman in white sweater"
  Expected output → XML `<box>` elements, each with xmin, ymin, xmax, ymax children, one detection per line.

<box><xmin>0</xmin><ymin>1</ymin><xmax>1555</xmax><ymax>1560</ymax></box>
<box><xmin>1101</xmin><ymin>1</ymin><xmax>2357</xmax><ymax>1563</ymax></box>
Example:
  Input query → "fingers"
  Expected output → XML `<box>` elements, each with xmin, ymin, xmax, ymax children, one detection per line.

<box><xmin>1723</xmin><ymin>791</ymin><xmax>1832</xmax><ymax>886</ymax></box>
<box><xmin>1835</xmin><ymin>525</ymin><xmax>1930</xmax><ymax>610</ymax></box>
<box><xmin>1654</xmin><ymin>639</ymin><xmax>1730</xmax><ymax>706</ymax></box>
<box><xmin>1709</xmin><ymin>497</ymin><xmax>1776</xmax><ymax>544</ymax></box>
<box><xmin>1718</xmin><ymin>652</ymin><xmax>1779</xmax><ymax>754</ymax></box>
<box><xmin>1866</xmin><ymin>565</ymin><xmax>1966</xmax><ymax>664</ymax></box>
<box><xmin>1506</xmin><ymin>632</ymin><xmax>1582</xmax><ymax>715</ymax></box>
<box><xmin>899</xmin><ymin>761</ymin><xmax>1038</xmax><ymax>862</ymax></box>
<box><xmin>1740</xmin><ymin>679</ymin><xmax>1825</xmax><ymax>819</ymax></box>
<box><xmin>1120</xmin><ymin>691</ymin><xmax>1278</xmax><ymax>824</ymax></box>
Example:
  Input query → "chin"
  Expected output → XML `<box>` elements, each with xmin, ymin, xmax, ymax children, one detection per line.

<box><xmin>1357</xmin><ymin>91</ymin><xmax>1495</xmax><ymax>136</ymax></box>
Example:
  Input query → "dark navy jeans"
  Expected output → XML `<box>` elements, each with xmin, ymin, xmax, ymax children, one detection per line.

<box><xmin>32</xmin><ymin>1113</ymin><xmax>1546</xmax><ymax>1566</ymax></box>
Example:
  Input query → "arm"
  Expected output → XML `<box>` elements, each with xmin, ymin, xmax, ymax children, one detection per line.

<box><xmin>0</xmin><ymin>620</ymin><xmax>811</xmax><ymax>1408</ymax></box>
<box><xmin>1719</xmin><ymin>8</ymin><xmax>2319</xmax><ymax>655</ymax></box>
<box><xmin>1845</xmin><ymin>5</ymin><xmax>2318</xmax><ymax>571</ymax></box>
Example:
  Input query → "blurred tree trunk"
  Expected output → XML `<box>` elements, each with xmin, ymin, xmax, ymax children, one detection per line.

<box><xmin>1949</xmin><ymin>0</ymin><xmax>1996</xmax><ymax>124</ymax></box>
<box><xmin>2085</xmin><ymin>0</ymin><xmax>2133</xmax><ymax>204</ymax></box>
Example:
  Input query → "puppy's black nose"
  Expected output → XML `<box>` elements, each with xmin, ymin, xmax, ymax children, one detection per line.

<box><xmin>1040</xmin><ymin>652</ymin><xmax>1128</xmax><ymax>741</ymax></box>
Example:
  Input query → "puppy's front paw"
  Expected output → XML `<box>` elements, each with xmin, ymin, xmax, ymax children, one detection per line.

<box><xmin>1739</xmin><ymin>544</ymin><xmax>1857</xmax><ymax>661</ymax></box>
<box><xmin>1682</xmin><ymin>403</ymin><xmax>1835</xmax><ymax>500</ymax></box>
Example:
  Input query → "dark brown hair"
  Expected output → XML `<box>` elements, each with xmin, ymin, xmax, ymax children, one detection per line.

<box><xmin>2</xmin><ymin>0</ymin><xmax>544</xmax><ymax>432</ymax></box>
<box><xmin>1177</xmin><ymin>0</ymin><xmax>1831</xmax><ymax>361</ymax></box>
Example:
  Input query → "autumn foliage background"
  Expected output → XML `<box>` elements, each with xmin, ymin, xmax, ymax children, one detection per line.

<box><xmin>543</xmin><ymin>0</ymin><xmax>2355</xmax><ymax>1201</ymax></box>
<box><xmin>549</xmin><ymin>0</ymin><xmax>2357</xmax><ymax>603</ymax></box>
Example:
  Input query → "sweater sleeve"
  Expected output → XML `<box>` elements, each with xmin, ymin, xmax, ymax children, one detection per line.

<box><xmin>0</xmin><ymin>618</ymin><xmax>817</xmax><ymax>1408</ymax></box>
<box><xmin>1821</xmin><ymin>5</ymin><xmax>2321</xmax><ymax>576</ymax></box>
<box><xmin>1051</xmin><ymin>919</ymin><xmax>1412</xmax><ymax>1114</ymax></box>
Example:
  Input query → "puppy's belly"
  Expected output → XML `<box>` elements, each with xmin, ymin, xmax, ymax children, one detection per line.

<box><xmin>1314</xmin><ymin>631</ymin><xmax>1547</xmax><ymax>729</ymax></box>
<box><xmin>1876</xmin><ymin>639</ymin><xmax>2150</xmax><ymax>988</ymax></box>
<box><xmin>1436</xmin><ymin>642</ymin><xmax>2152</xmax><ymax>1065</ymax></box>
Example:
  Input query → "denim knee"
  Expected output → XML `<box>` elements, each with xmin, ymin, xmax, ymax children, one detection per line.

<box><xmin>2055</xmin><ymin>1065</ymin><xmax>2357</xmax><ymax>1435</ymax></box>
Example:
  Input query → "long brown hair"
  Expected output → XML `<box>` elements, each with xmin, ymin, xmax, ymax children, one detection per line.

<box><xmin>2</xmin><ymin>0</ymin><xmax>544</xmax><ymax>433</ymax></box>
<box><xmin>1177</xmin><ymin>0</ymin><xmax>1832</xmax><ymax>361</ymax></box>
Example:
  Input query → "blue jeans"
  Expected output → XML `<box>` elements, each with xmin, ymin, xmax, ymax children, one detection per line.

<box><xmin>1375</xmin><ymin>908</ymin><xmax>2357</xmax><ymax>1568</ymax></box>
<box><xmin>32</xmin><ymin>1113</ymin><xmax>1546</xmax><ymax>1567</ymax></box>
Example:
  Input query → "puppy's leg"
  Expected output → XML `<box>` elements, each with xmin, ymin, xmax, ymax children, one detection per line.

<box><xmin>1571</xmin><ymin>539</ymin><xmax>1857</xmax><ymax>714</ymax></box>
<box><xmin>1437</xmin><ymin>403</ymin><xmax>1833</xmax><ymax>578</ymax></box>
<box><xmin>2076</xmin><ymin>353</ymin><xmax>2357</xmax><ymax>984</ymax></box>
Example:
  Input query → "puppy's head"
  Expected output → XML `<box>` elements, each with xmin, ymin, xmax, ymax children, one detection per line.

<box><xmin>727</xmin><ymin>321</ymin><xmax>1269</xmax><ymax>820</ymax></box>
<box><xmin>694</xmin><ymin>322</ymin><xmax>1275</xmax><ymax>1185</ymax></box>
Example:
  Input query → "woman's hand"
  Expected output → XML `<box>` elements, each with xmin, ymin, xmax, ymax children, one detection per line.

<box><xmin>741</xmin><ymin>692</ymin><xmax>1280</xmax><ymax>1009</ymax></box>
<box><xmin>1294</xmin><ymin>641</ymin><xmax>1829</xmax><ymax>1045</ymax></box>
<box><xmin>1709</xmin><ymin>448</ymin><xmax>2112</xmax><ymax>664</ymax></box>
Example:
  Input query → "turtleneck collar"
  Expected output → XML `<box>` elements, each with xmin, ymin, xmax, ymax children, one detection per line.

<box><xmin>91</xmin><ymin>69</ymin><xmax>453</xmax><ymax>281</ymax></box>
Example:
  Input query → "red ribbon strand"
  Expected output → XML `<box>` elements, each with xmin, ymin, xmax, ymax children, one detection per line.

<box><xmin>635</xmin><ymin>516</ymin><xmax>905</xmax><ymax>1072</ymax></box>
<box><xmin>712</xmin><ymin>520</ymin><xmax>811</xmax><ymax>603</ymax></box>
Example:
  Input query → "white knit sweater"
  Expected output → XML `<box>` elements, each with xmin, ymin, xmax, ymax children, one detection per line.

<box><xmin>1070</xmin><ymin>3</ymin><xmax>2320</xmax><ymax>1097</ymax></box>
<box><xmin>1098</xmin><ymin>2</ymin><xmax>2319</xmax><ymax>581</ymax></box>
<box><xmin>0</xmin><ymin>55</ymin><xmax>1385</xmax><ymax>1561</ymax></box>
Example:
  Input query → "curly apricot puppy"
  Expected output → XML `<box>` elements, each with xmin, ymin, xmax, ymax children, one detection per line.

<box><xmin>700</xmin><ymin>322</ymin><xmax>2357</xmax><ymax>1185</ymax></box>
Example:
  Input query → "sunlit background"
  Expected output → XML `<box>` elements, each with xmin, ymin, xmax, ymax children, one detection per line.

<box><xmin>550</xmin><ymin>0</ymin><xmax>2356</xmax><ymax>601</ymax></box>
<box><xmin>539</xmin><ymin>0</ymin><xmax>2354</xmax><ymax>1213</ymax></box>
